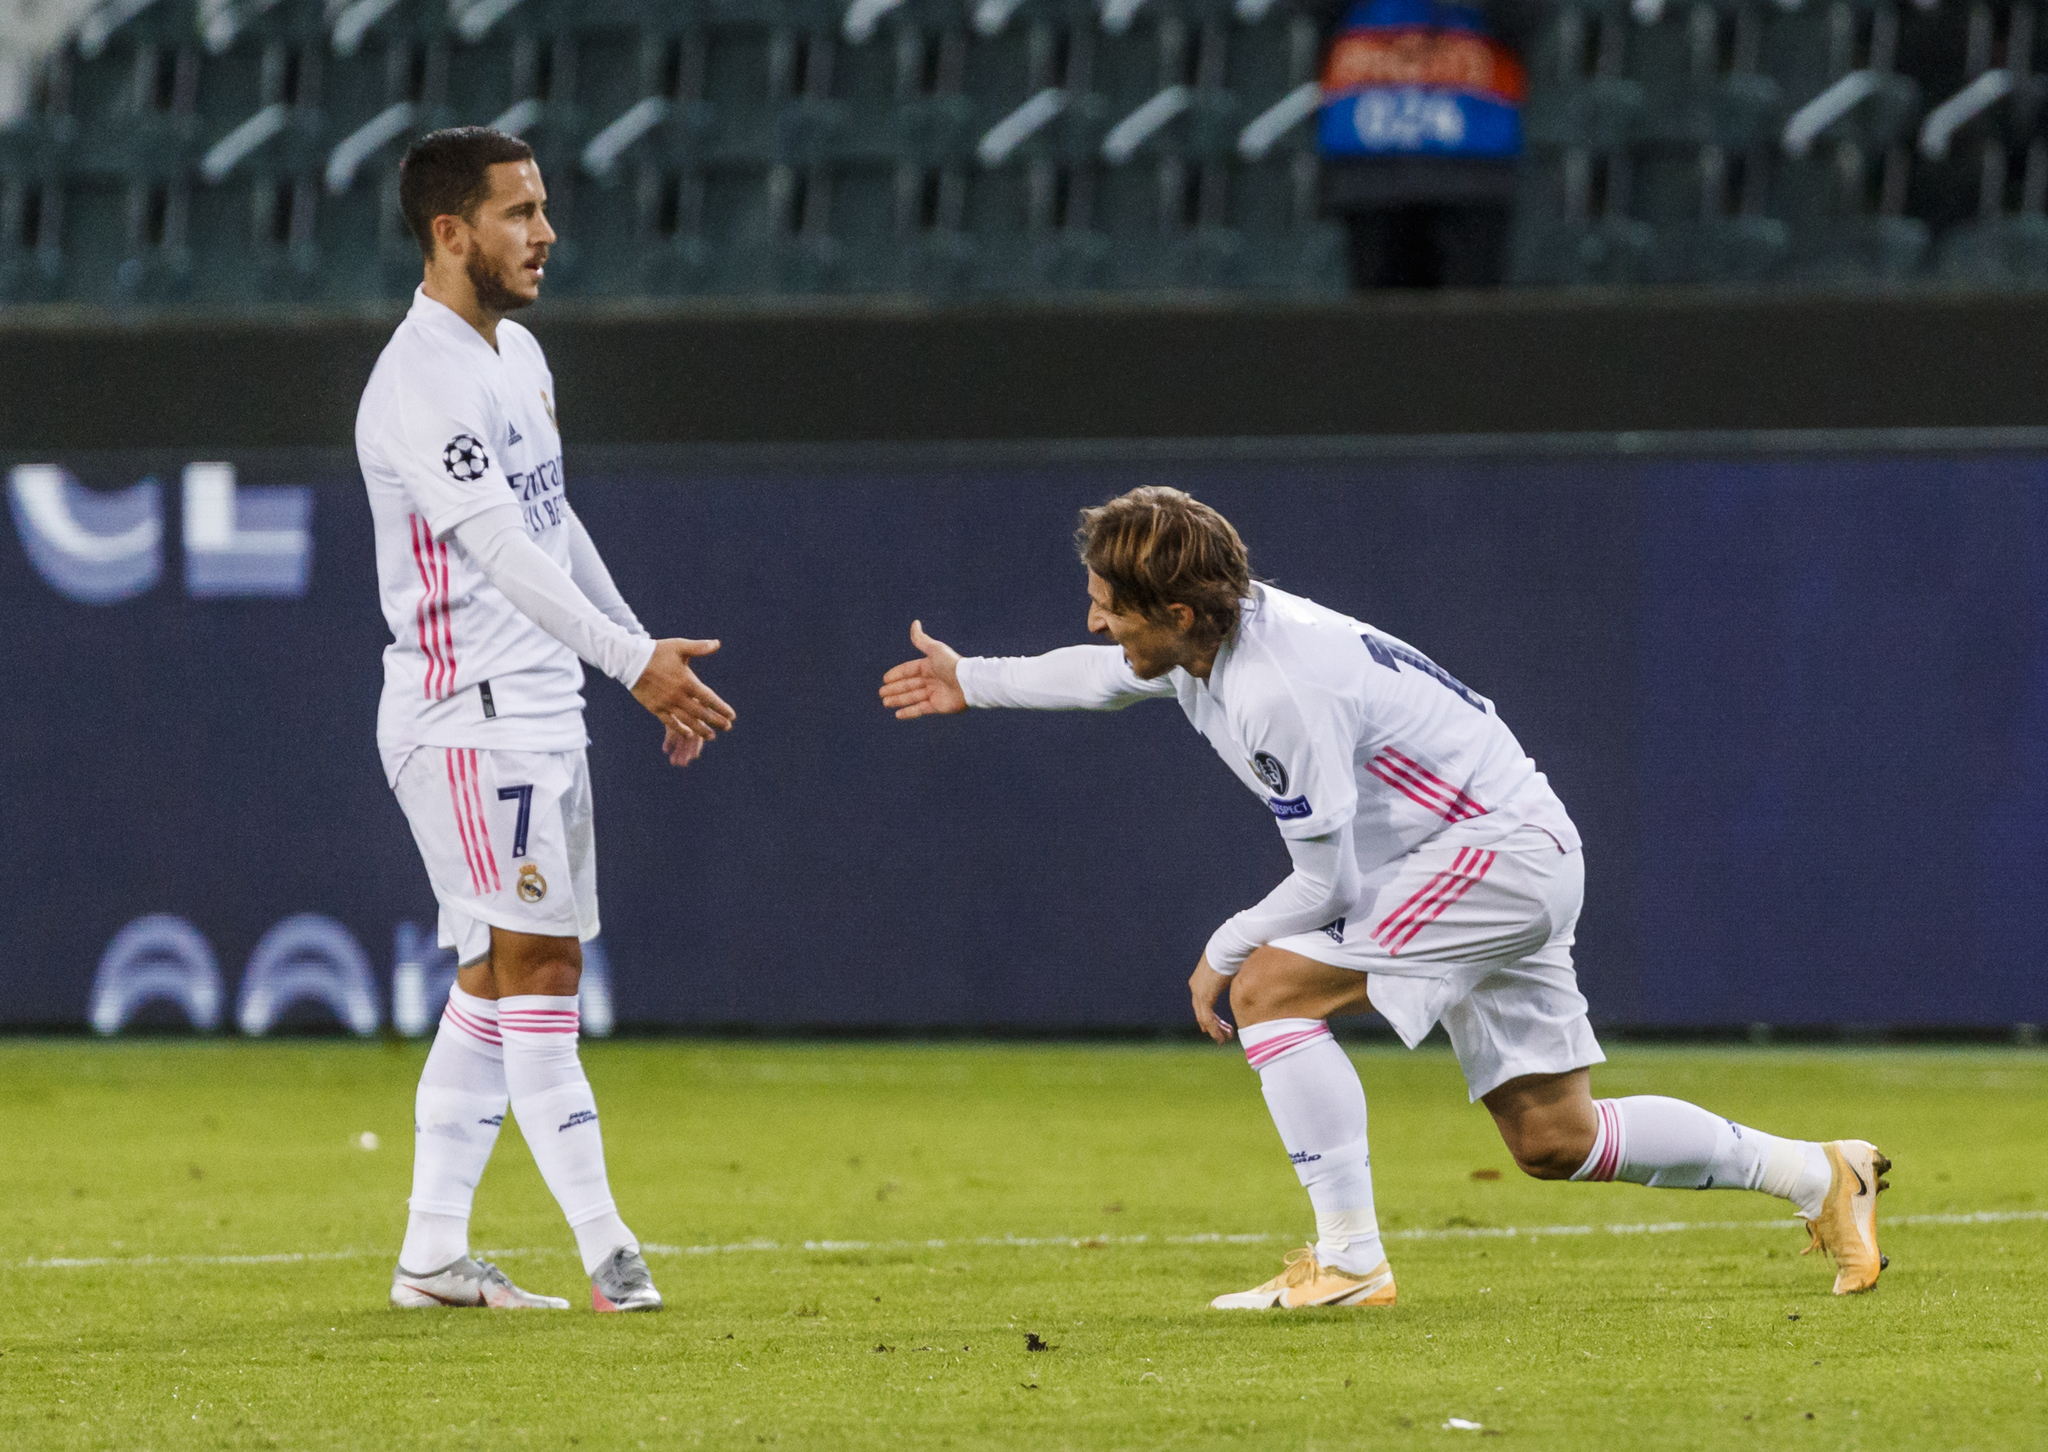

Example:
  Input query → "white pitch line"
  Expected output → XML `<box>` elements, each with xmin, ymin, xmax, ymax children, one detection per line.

<box><xmin>11</xmin><ymin>1209</ymin><xmax>2044</xmax><ymax>1271</ymax></box>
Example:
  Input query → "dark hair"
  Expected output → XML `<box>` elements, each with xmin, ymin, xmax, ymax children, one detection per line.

<box><xmin>398</xmin><ymin>127</ymin><xmax>535</xmax><ymax>261</ymax></box>
<box><xmin>1076</xmin><ymin>486</ymin><xmax>1252</xmax><ymax>645</ymax></box>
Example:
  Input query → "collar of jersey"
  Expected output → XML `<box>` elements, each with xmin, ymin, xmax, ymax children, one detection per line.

<box><xmin>409</xmin><ymin>285</ymin><xmax>505</xmax><ymax>359</ymax></box>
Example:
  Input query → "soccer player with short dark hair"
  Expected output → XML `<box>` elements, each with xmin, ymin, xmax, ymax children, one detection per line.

<box><xmin>882</xmin><ymin>486</ymin><xmax>1889</xmax><ymax>1307</ymax></box>
<box><xmin>359</xmin><ymin>128</ymin><xmax>735</xmax><ymax>1312</ymax></box>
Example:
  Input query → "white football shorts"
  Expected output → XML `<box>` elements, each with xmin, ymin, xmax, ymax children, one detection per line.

<box><xmin>392</xmin><ymin>746</ymin><xmax>600</xmax><ymax>966</ymax></box>
<box><xmin>1269</xmin><ymin>822</ymin><xmax>1604</xmax><ymax>1101</ymax></box>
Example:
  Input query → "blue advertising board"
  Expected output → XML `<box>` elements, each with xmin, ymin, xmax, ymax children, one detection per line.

<box><xmin>4</xmin><ymin>443</ymin><xmax>2045</xmax><ymax>1033</ymax></box>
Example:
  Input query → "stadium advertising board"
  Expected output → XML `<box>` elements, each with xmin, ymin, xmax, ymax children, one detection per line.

<box><xmin>5</xmin><ymin>444</ymin><xmax>2045</xmax><ymax>1033</ymax></box>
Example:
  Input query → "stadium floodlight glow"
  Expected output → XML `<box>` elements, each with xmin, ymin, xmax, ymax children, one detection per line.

<box><xmin>182</xmin><ymin>463</ymin><xmax>314</xmax><ymax>598</ymax></box>
<box><xmin>7</xmin><ymin>464</ymin><xmax>163</xmax><ymax>604</ymax></box>
<box><xmin>89</xmin><ymin>915</ymin><xmax>223</xmax><ymax>1036</ymax></box>
<box><xmin>236</xmin><ymin>915</ymin><xmax>381</xmax><ymax>1038</ymax></box>
<box><xmin>580</xmin><ymin>938</ymin><xmax>616</xmax><ymax>1039</ymax></box>
<box><xmin>8</xmin><ymin>462</ymin><xmax>312</xmax><ymax>602</ymax></box>
<box><xmin>389</xmin><ymin>922</ymin><xmax>460</xmax><ymax>1038</ymax></box>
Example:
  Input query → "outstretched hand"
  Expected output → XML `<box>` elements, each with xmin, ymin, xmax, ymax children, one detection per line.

<box><xmin>632</xmin><ymin>638</ymin><xmax>735</xmax><ymax>768</ymax></box>
<box><xmin>879</xmin><ymin>620</ymin><xmax>967</xmax><ymax>719</ymax></box>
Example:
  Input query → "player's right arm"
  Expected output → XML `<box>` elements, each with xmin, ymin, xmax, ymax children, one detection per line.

<box><xmin>879</xmin><ymin>621</ymin><xmax>1175</xmax><ymax>718</ymax></box>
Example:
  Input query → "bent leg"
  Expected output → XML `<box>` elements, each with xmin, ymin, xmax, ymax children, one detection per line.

<box><xmin>1479</xmin><ymin>1069</ymin><xmax>1598</xmax><ymax>1179</ymax></box>
<box><xmin>1229</xmin><ymin>948</ymin><xmax>1386</xmax><ymax>1275</ymax></box>
<box><xmin>1483</xmin><ymin>1071</ymin><xmax>1833</xmax><ymax>1217</ymax></box>
<box><xmin>1229</xmin><ymin>946</ymin><xmax>1375</xmax><ymax>1028</ymax></box>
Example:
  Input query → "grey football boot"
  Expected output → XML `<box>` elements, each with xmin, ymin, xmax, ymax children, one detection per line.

<box><xmin>391</xmin><ymin>1256</ymin><xmax>570</xmax><ymax>1309</ymax></box>
<box><xmin>590</xmin><ymin>1245</ymin><xmax>664</xmax><ymax>1312</ymax></box>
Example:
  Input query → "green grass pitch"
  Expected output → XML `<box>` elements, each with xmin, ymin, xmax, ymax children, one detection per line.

<box><xmin>2</xmin><ymin>1040</ymin><xmax>2043</xmax><ymax>1450</ymax></box>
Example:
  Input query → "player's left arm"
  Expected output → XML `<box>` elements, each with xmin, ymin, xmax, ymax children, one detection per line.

<box><xmin>1186</xmin><ymin>680</ymin><xmax>1362</xmax><ymax>1041</ymax></box>
<box><xmin>1201</xmin><ymin>827</ymin><xmax>1362</xmax><ymax>976</ymax></box>
<box><xmin>1187</xmin><ymin>827</ymin><xmax>1360</xmax><ymax>1043</ymax></box>
<box><xmin>880</xmin><ymin>622</ymin><xmax>1173</xmax><ymax>717</ymax></box>
<box><xmin>559</xmin><ymin>503</ymin><xmax>704</xmax><ymax>766</ymax></box>
<box><xmin>561</xmin><ymin>502</ymin><xmax>649</xmax><ymax>637</ymax></box>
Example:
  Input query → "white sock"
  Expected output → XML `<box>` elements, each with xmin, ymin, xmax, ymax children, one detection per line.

<box><xmin>400</xmin><ymin>986</ymin><xmax>507</xmax><ymax>1272</ymax></box>
<box><xmin>1241</xmin><ymin>1018</ymin><xmax>1385</xmax><ymax>1275</ymax></box>
<box><xmin>1570</xmin><ymin>1096</ymin><xmax>1833</xmax><ymax>1218</ymax></box>
<box><xmin>498</xmin><ymin>995</ymin><xmax>638</xmax><ymax>1275</ymax></box>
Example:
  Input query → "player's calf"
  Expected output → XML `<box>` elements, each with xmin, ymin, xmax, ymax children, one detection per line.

<box><xmin>1488</xmin><ymin>1076</ymin><xmax>1893</xmax><ymax>1295</ymax></box>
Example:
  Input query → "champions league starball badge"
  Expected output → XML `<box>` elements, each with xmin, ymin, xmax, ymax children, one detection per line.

<box><xmin>442</xmin><ymin>433</ymin><xmax>490</xmax><ymax>481</ymax></box>
<box><xmin>1252</xmin><ymin>752</ymin><xmax>1289</xmax><ymax>794</ymax></box>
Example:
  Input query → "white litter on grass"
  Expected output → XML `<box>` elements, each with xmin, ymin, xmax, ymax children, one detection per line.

<box><xmin>13</xmin><ymin>1208</ymin><xmax>2045</xmax><ymax>1271</ymax></box>
<box><xmin>353</xmin><ymin>1132</ymin><xmax>380</xmax><ymax>1151</ymax></box>
<box><xmin>1443</xmin><ymin>1418</ymin><xmax>1485</xmax><ymax>1431</ymax></box>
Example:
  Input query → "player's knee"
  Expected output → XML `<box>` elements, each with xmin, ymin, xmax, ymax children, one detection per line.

<box><xmin>1501</xmin><ymin>1119</ymin><xmax>1591</xmax><ymax>1181</ymax></box>
<box><xmin>1512</xmin><ymin>1147</ymin><xmax>1581</xmax><ymax>1181</ymax></box>
<box><xmin>492</xmin><ymin>933</ymin><xmax>582</xmax><ymax>997</ymax></box>
<box><xmin>1228</xmin><ymin>965</ymin><xmax>1284</xmax><ymax>1026</ymax></box>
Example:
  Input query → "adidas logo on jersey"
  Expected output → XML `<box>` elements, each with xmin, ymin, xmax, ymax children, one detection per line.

<box><xmin>507</xmin><ymin>422</ymin><xmax>523</xmax><ymax>446</ymax></box>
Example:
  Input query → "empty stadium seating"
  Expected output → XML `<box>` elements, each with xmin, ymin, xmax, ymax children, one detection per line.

<box><xmin>0</xmin><ymin>0</ymin><xmax>1342</xmax><ymax>304</ymax></box>
<box><xmin>5</xmin><ymin>0</ymin><xmax>2046</xmax><ymax>303</ymax></box>
<box><xmin>1512</xmin><ymin>0</ymin><xmax>2048</xmax><ymax>288</ymax></box>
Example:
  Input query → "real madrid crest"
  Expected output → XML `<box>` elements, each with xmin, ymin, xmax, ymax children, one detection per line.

<box><xmin>517</xmin><ymin>861</ymin><xmax>548</xmax><ymax>903</ymax></box>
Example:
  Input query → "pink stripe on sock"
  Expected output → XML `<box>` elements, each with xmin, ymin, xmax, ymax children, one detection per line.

<box><xmin>1590</xmin><ymin>1099</ymin><xmax>1622</xmax><ymax>1182</ymax></box>
<box><xmin>1243</xmin><ymin>1023</ymin><xmax>1332</xmax><ymax>1069</ymax></box>
<box><xmin>442</xmin><ymin>1001</ymin><xmax>501</xmax><ymax>1045</ymax></box>
<box><xmin>499</xmin><ymin>1009</ymin><xmax>580</xmax><ymax>1036</ymax></box>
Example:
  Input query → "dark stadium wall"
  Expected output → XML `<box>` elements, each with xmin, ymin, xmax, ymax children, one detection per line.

<box><xmin>5</xmin><ymin>442</ymin><xmax>2047</xmax><ymax>1033</ymax></box>
<box><xmin>6</xmin><ymin>290</ymin><xmax>2048</xmax><ymax>449</ymax></box>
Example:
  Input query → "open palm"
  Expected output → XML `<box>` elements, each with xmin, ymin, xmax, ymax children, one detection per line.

<box><xmin>879</xmin><ymin>620</ymin><xmax>967</xmax><ymax>718</ymax></box>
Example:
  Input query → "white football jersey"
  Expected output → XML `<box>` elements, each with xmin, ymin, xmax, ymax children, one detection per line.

<box><xmin>958</xmin><ymin>583</ymin><xmax>1579</xmax><ymax>875</ymax></box>
<box><xmin>1179</xmin><ymin>584</ymin><xmax>1578</xmax><ymax>870</ymax></box>
<box><xmin>358</xmin><ymin>288</ymin><xmax>583</xmax><ymax>784</ymax></box>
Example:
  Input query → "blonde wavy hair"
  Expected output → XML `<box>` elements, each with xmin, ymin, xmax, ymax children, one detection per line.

<box><xmin>1075</xmin><ymin>486</ymin><xmax>1252</xmax><ymax>646</ymax></box>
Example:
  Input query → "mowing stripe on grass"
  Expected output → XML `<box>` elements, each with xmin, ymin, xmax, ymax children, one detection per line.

<box><xmin>11</xmin><ymin>1209</ymin><xmax>2044</xmax><ymax>1271</ymax></box>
